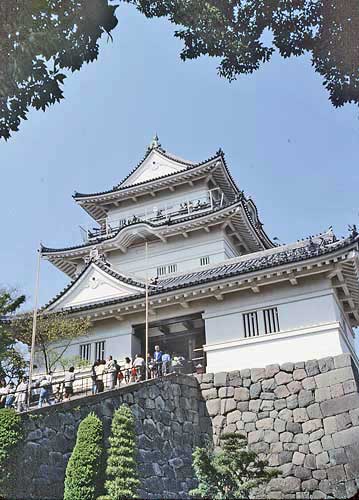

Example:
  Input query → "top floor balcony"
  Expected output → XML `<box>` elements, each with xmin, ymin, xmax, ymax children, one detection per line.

<box><xmin>81</xmin><ymin>188</ymin><xmax>228</xmax><ymax>242</ymax></box>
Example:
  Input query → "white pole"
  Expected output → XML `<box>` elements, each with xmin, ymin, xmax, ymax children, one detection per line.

<box><xmin>145</xmin><ymin>241</ymin><xmax>149</xmax><ymax>380</ymax></box>
<box><xmin>27</xmin><ymin>247</ymin><xmax>42</xmax><ymax>408</ymax></box>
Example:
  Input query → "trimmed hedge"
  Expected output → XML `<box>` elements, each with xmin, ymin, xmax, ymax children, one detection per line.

<box><xmin>64</xmin><ymin>412</ymin><xmax>104</xmax><ymax>500</ymax></box>
<box><xmin>0</xmin><ymin>409</ymin><xmax>23</xmax><ymax>490</ymax></box>
<box><xmin>103</xmin><ymin>405</ymin><xmax>139</xmax><ymax>500</ymax></box>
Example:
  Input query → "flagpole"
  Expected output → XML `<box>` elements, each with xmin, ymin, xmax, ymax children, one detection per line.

<box><xmin>145</xmin><ymin>241</ymin><xmax>149</xmax><ymax>380</ymax></box>
<box><xmin>27</xmin><ymin>247</ymin><xmax>42</xmax><ymax>408</ymax></box>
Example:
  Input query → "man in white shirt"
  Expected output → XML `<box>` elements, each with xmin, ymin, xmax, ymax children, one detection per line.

<box><xmin>133</xmin><ymin>354</ymin><xmax>145</xmax><ymax>381</ymax></box>
<box><xmin>15</xmin><ymin>377</ymin><xmax>28</xmax><ymax>412</ymax></box>
<box><xmin>105</xmin><ymin>356</ymin><xmax>117</xmax><ymax>390</ymax></box>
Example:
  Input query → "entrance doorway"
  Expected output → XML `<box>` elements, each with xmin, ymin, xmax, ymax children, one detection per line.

<box><xmin>133</xmin><ymin>313</ymin><xmax>206</xmax><ymax>374</ymax></box>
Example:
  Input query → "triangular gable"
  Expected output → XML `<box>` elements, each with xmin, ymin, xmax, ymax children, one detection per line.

<box><xmin>120</xmin><ymin>149</ymin><xmax>188</xmax><ymax>187</ymax></box>
<box><xmin>47</xmin><ymin>263</ymin><xmax>143</xmax><ymax>311</ymax></box>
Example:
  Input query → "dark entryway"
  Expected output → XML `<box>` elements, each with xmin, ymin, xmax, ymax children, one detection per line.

<box><xmin>133</xmin><ymin>312</ymin><xmax>206</xmax><ymax>373</ymax></box>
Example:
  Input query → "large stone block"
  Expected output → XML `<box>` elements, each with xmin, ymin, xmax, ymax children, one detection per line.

<box><xmin>265</xmin><ymin>364</ymin><xmax>280</xmax><ymax>378</ymax></box>
<box><xmin>214</xmin><ymin>372</ymin><xmax>228</xmax><ymax>387</ymax></box>
<box><xmin>234</xmin><ymin>387</ymin><xmax>250</xmax><ymax>401</ymax></box>
<box><xmin>274</xmin><ymin>385</ymin><xmax>290</xmax><ymax>399</ymax></box>
<box><xmin>249</xmin><ymin>382</ymin><xmax>261</xmax><ymax>399</ymax></box>
<box><xmin>256</xmin><ymin>418</ymin><xmax>274</xmax><ymax>430</ymax></box>
<box><xmin>332</xmin><ymin>426</ymin><xmax>359</xmax><ymax>448</ymax></box>
<box><xmin>275</xmin><ymin>372</ymin><xmax>293</xmax><ymax>385</ymax></box>
<box><xmin>251</xmin><ymin>368</ymin><xmax>265</xmax><ymax>383</ymax></box>
<box><xmin>318</xmin><ymin>357</ymin><xmax>335</xmax><ymax>373</ymax></box>
<box><xmin>333</xmin><ymin>353</ymin><xmax>352</xmax><ymax>370</ymax></box>
<box><xmin>314</xmin><ymin>367</ymin><xmax>354</xmax><ymax>389</ymax></box>
<box><xmin>320</xmin><ymin>393</ymin><xmax>359</xmax><ymax>417</ymax></box>
<box><xmin>307</xmin><ymin>403</ymin><xmax>322</xmax><ymax>420</ymax></box>
<box><xmin>305</xmin><ymin>360</ymin><xmax>320</xmax><ymax>377</ymax></box>
<box><xmin>206</xmin><ymin>398</ymin><xmax>221</xmax><ymax>417</ymax></box>
<box><xmin>220</xmin><ymin>398</ymin><xmax>236</xmax><ymax>415</ymax></box>
<box><xmin>293</xmin><ymin>408</ymin><xmax>309</xmax><ymax>423</ymax></box>
<box><xmin>298</xmin><ymin>390</ymin><xmax>315</xmax><ymax>408</ymax></box>
<box><xmin>218</xmin><ymin>386</ymin><xmax>234</xmax><ymax>398</ymax></box>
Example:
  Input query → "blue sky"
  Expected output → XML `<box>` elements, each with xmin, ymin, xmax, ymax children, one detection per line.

<box><xmin>1</xmin><ymin>2</ymin><xmax>359</xmax><ymax>309</ymax></box>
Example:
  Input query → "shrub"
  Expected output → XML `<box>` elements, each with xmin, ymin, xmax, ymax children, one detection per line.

<box><xmin>64</xmin><ymin>412</ymin><xmax>104</xmax><ymax>500</ymax></box>
<box><xmin>0</xmin><ymin>409</ymin><xmax>23</xmax><ymax>490</ymax></box>
<box><xmin>190</xmin><ymin>432</ymin><xmax>278</xmax><ymax>499</ymax></box>
<box><xmin>103</xmin><ymin>405</ymin><xmax>139</xmax><ymax>500</ymax></box>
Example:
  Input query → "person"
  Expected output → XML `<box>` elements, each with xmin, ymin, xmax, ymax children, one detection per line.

<box><xmin>0</xmin><ymin>379</ymin><xmax>7</xmax><ymax>408</ymax></box>
<box><xmin>64</xmin><ymin>366</ymin><xmax>75</xmax><ymax>400</ymax></box>
<box><xmin>153</xmin><ymin>345</ymin><xmax>163</xmax><ymax>377</ymax></box>
<box><xmin>38</xmin><ymin>372</ymin><xmax>53</xmax><ymax>408</ymax></box>
<box><xmin>4</xmin><ymin>382</ymin><xmax>16</xmax><ymax>409</ymax></box>
<box><xmin>162</xmin><ymin>350</ymin><xmax>171</xmax><ymax>375</ymax></box>
<box><xmin>147</xmin><ymin>354</ymin><xmax>155</xmax><ymax>379</ymax></box>
<box><xmin>94</xmin><ymin>360</ymin><xmax>105</xmax><ymax>393</ymax></box>
<box><xmin>91</xmin><ymin>361</ymin><xmax>98</xmax><ymax>395</ymax></box>
<box><xmin>105</xmin><ymin>355</ymin><xmax>117</xmax><ymax>390</ymax></box>
<box><xmin>123</xmin><ymin>357</ymin><xmax>132</xmax><ymax>384</ymax></box>
<box><xmin>114</xmin><ymin>360</ymin><xmax>123</xmax><ymax>387</ymax></box>
<box><xmin>15</xmin><ymin>376</ymin><xmax>28</xmax><ymax>412</ymax></box>
<box><xmin>133</xmin><ymin>354</ymin><xmax>145</xmax><ymax>381</ymax></box>
<box><xmin>172</xmin><ymin>353</ymin><xmax>186</xmax><ymax>374</ymax></box>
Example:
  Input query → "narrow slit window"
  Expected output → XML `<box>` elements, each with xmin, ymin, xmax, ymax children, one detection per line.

<box><xmin>80</xmin><ymin>343</ymin><xmax>91</xmax><ymax>362</ymax></box>
<box><xmin>200</xmin><ymin>256</ymin><xmax>210</xmax><ymax>266</ymax></box>
<box><xmin>95</xmin><ymin>341</ymin><xmax>105</xmax><ymax>361</ymax></box>
<box><xmin>243</xmin><ymin>311</ymin><xmax>259</xmax><ymax>338</ymax></box>
<box><xmin>263</xmin><ymin>307</ymin><xmax>280</xmax><ymax>334</ymax></box>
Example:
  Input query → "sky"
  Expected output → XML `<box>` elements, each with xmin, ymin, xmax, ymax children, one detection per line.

<box><xmin>1</xmin><ymin>2</ymin><xmax>359</xmax><ymax>310</ymax></box>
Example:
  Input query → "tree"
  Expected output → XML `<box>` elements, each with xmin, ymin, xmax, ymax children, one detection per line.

<box><xmin>0</xmin><ymin>289</ymin><xmax>26</xmax><ymax>381</ymax></box>
<box><xmin>14</xmin><ymin>312</ymin><xmax>91</xmax><ymax>374</ymax></box>
<box><xmin>190</xmin><ymin>432</ymin><xmax>278</xmax><ymax>499</ymax></box>
<box><xmin>102</xmin><ymin>405</ymin><xmax>139</xmax><ymax>500</ymax></box>
<box><xmin>0</xmin><ymin>1</ymin><xmax>358</xmax><ymax>140</ymax></box>
<box><xmin>0</xmin><ymin>0</ymin><xmax>118</xmax><ymax>140</ymax></box>
<box><xmin>0</xmin><ymin>409</ymin><xmax>23</xmax><ymax>494</ymax></box>
<box><xmin>64</xmin><ymin>412</ymin><xmax>104</xmax><ymax>500</ymax></box>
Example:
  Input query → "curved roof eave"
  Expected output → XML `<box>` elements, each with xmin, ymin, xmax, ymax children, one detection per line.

<box><xmin>72</xmin><ymin>150</ymin><xmax>224</xmax><ymax>202</ymax></box>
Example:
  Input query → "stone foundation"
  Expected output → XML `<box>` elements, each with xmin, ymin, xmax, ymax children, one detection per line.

<box><xmin>9</xmin><ymin>374</ymin><xmax>211</xmax><ymax>500</ymax></box>
<box><xmin>196</xmin><ymin>353</ymin><xmax>359</xmax><ymax>499</ymax></box>
<box><xmin>7</xmin><ymin>353</ymin><xmax>359</xmax><ymax>499</ymax></box>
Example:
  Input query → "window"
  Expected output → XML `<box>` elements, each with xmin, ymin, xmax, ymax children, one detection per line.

<box><xmin>263</xmin><ymin>307</ymin><xmax>280</xmax><ymax>334</ymax></box>
<box><xmin>168</xmin><ymin>264</ymin><xmax>177</xmax><ymax>274</ymax></box>
<box><xmin>95</xmin><ymin>341</ymin><xmax>105</xmax><ymax>360</ymax></box>
<box><xmin>243</xmin><ymin>311</ymin><xmax>259</xmax><ymax>338</ymax></box>
<box><xmin>200</xmin><ymin>256</ymin><xmax>210</xmax><ymax>266</ymax></box>
<box><xmin>157</xmin><ymin>265</ymin><xmax>167</xmax><ymax>277</ymax></box>
<box><xmin>157</xmin><ymin>264</ymin><xmax>177</xmax><ymax>276</ymax></box>
<box><xmin>80</xmin><ymin>343</ymin><xmax>91</xmax><ymax>362</ymax></box>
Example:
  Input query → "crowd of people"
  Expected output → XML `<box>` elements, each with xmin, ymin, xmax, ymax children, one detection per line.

<box><xmin>0</xmin><ymin>345</ymin><xmax>187</xmax><ymax>412</ymax></box>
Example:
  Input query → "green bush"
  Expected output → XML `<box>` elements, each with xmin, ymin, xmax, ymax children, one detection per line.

<box><xmin>64</xmin><ymin>412</ymin><xmax>104</xmax><ymax>500</ymax></box>
<box><xmin>103</xmin><ymin>405</ymin><xmax>139</xmax><ymax>500</ymax></box>
<box><xmin>190</xmin><ymin>432</ymin><xmax>278</xmax><ymax>499</ymax></box>
<box><xmin>0</xmin><ymin>409</ymin><xmax>23</xmax><ymax>490</ymax></box>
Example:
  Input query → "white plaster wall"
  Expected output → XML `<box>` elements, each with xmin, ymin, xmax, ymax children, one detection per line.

<box><xmin>203</xmin><ymin>277</ymin><xmax>338</xmax><ymax>345</ymax></box>
<box><xmin>205</xmin><ymin>326</ymin><xmax>350</xmax><ymax>372</ymax></box>
<box><xmin>109</xmin><ymin>229</ymin><xmax>238</xmax><ymax>279</ymax></box>
<box><xmin>107</xmin><ymin>184</ymin><xmax>210</xmax><ymax>226</ymax></box>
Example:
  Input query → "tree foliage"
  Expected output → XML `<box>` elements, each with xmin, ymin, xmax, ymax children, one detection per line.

<box><xmin>102</xmin><ymin>405</ymin><xmax>139</xmax><ymax>500</ymax></box>
<box><xmin>14</xmin><ymin>312</ymin><xmax>91</xmax><ymax>374</ymax></box>
<box><xmin>0</xmin><ymin>409</ymin><xmax>23</xmax><ymax>493</ymax></box>
<box><xmin>0</xmin><ymin>0</ymin><xmax>118</xmax><ymax>140</ymax></box>
<box><xmin>0</xmin><ymin>289</ymin><xmax>26</xmax><ymax>381</ymax></box>
<box><xmin>0</xmin><ymin>0</ymin><xmax>358</xmax><ymax>140</ymax></box>
<box><xmin>131</xmin><ymin>0</ymin><xmax>359</xmax><ymax>108</ymax></box>
<box><xmin>190</xmin><ymin>432</ymin><xmax>278</xmax><ymax>499</ymax></box>
<box><xmin>64</xmin><ymin>412</ymin><xmax>104</xmax><ymax>500</ymax></box>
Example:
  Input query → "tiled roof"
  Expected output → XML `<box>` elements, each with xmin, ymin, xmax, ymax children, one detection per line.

<box><xmin>44</xmin><ymin>260</ymin><xmax>145</xmax><ymax>310</ymax></box>
<box><xmin>73</xmin><ymin>148</ymin><xmax>222</xmax><ymax>199</ymax></box>
<box><xmin>41</xmin><ymin>200</ymin><xmax>241</xmax><ymax>254</ymax></box>
<box><xmin>52</xmin><ymin>233</ymin><xmax>359</xmax><ymax>314</ymax></box>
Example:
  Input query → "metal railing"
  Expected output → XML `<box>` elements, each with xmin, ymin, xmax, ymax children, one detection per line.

<box><xmin>1</xmin><ymin>356</ymin><xmax>206</xmax><ymax>413</ymax></box>
<box><xmin>80</xmin><ymin>189</ymin><xmax>228</xmax><ymax>242</ymax></box>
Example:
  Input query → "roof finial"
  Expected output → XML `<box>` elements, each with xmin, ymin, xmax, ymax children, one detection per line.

<box><xmin>149</xmin><ymin>134</ymin><xmax>161</xmax><ymax>150</ymax></box>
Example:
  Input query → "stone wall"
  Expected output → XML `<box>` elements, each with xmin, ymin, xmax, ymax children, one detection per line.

<box><xmin>8</xmin><ymin>353</ymin><xmax>359</xmax><ymax>500</ymax></box>
<box><xmin>195</xmin><ymin>353</ymin><xmax>359</xmax><ymax>499</ymax></box>
<box><xmin>10</xmin><ymin>374</ymin><xmax>211</xmax><ymax>500</ymax></box>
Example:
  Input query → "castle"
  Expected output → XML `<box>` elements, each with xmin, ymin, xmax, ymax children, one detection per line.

<box><xmin>40</xmin><ymin>137</ymin><xmax>359</xmax><ymax>373</ymax></box>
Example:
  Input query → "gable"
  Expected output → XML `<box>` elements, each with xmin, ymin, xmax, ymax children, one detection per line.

<box><xmin>121</xmin><ymin>150</ymin><xmax>188</xmax><ymax>187</ymax></box>
<box><xmin>48</xmin><ymin>264</ymin><xmax>143</xmax><ymax>311</ymax></box>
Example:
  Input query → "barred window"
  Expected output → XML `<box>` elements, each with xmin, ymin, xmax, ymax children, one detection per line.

<box><xmin>157</xmin><ymin>264</ymin><xmax>177</xmax><ymax>276</ymax></box>
<box><xmin>80</xmin><ymin>343</ymin><xmax>91</xmax><ymax>362</ymax></box>
<box><xmin>95</xmin><ymin>341</ymin><xmax>105</xmax><ymax>361</ymax></box>
<box><xmin>243</xmin><ymin>311</ymin><xmax>259</xmax><ymax>338</ymax></box>
<box><xmin>157</xmin><ymin>266</ymin><xmax>167</xmax><ymax>277</ymax></box>
<box><xmin>200</xmin><ymin>256</ymin><xmax>210</xmax><ymax>266</ymax></box>
<box><xmin>263</xmin><ymin>307</ymin><xmax>280</xmax><ymax>334</ymax></box>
